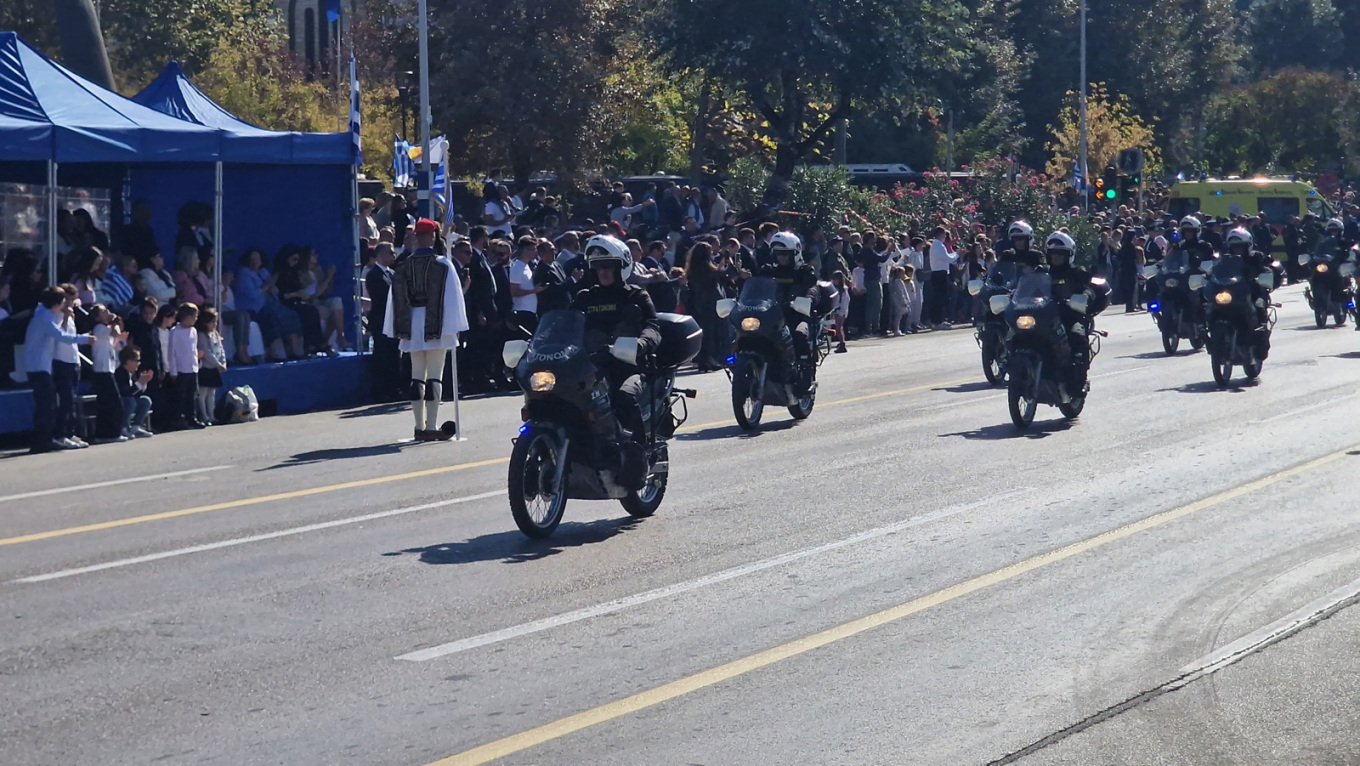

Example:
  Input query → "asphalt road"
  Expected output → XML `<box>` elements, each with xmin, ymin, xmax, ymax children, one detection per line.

<box><xmin>5</xmin><ymin>284</ymin><xmax>1360</xmax><ymax>765</ymax></box>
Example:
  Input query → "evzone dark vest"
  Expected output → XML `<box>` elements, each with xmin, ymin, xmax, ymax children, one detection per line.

<box><xmin>391</xmin><ymin>252</ymin><xmax>448</xmax><ymax>341</ymax></box>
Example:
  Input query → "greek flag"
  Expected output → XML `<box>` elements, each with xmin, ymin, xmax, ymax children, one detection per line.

<box><xmin>1072</xmin><ymin>160</ymin><xmax>1085</xmax><ymax>191</ymax></box>
<box><xmin>349</xmin><ymin>55</ymin><xmax>362</xmax><ymax>167</ymax></box>
<box><xmin>393</xmin><ymin>136</ymin><xmax>414</xmax><ymax>188</ymax></box>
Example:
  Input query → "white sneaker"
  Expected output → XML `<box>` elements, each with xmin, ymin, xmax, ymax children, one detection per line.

<box><xmin>68</xmin><ymin>437</ymin><xmax>90</xmax><ymax>449</ymax></box>
<box><xmin>58</xmin><ymin>438</ymin><xmax>82</xmax><ymax>450</ymax></box>
<box><xmin>132</xmin><ymin>427</ymin><xmax>154</xmax><ymax>438</ymax></box>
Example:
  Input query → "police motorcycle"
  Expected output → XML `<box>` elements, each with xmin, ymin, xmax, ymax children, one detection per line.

<box><xmin>1299</xmin><ymin>220</ymin><xmax>1355</xmax><ymax>328</ymax></box>
<box><xmin>1142</xmin><ymin>250</ymin><xmax>1207</xmax><ymax>355</ymax></box>
<box><xmin>998</xmin><ymin>234</ymin><xmax>1109</xmax><ymax>429</ymax></box>
<box><xmin>968</xmin><ymin>260</ymin><xmax>1020</xmax><ymax>385</ymax></box>
<box><xmin>500</xmin><ymin>309</ymin><xmax>702</xmax><ymax>538</ymax></box>
<box><xmin>718</xmin><ymin>234</ymin><xmax>821</xmax><ymax>429</ymax></box>
<box><xmin>1205</xmin><ymin>250</ymin><xmax>1276</xmax><ymax>387</ymax></box>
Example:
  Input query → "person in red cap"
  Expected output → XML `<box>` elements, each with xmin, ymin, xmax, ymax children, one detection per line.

<box><xmin>383</xmin><ymin>218</ymin><xmax>468</xmax><ymax>441</ymax></box>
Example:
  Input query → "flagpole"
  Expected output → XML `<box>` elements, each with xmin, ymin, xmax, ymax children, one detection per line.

<box><xmin>1078</xmin><ymin>0</ymin><xmax>1089</xmax><ymax>214</ymax></box>
<box><xmin>417</xmin><ymin>0</ymin><xmax>431</xmax><ymax>219</ymax></box>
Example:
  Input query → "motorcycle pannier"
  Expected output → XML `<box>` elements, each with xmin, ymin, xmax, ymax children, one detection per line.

<box><xmin>654</xmin><ymin>312</ymin><xmax>703</xmax><ymax>368</ymax></box>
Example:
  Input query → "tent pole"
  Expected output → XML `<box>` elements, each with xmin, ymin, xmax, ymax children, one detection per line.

<box><xmin>214</xmin><ymin>161</ymin><xmax>223</xmax><ymax>309</ymax></box>
<box><xmin>352</xmin><ymin>165</ymin><xmax>363</xmax><ymax>353</ymax></box>
<box><xmin>47</xmin><ymin>160</ymin><xmax>58</xmax><ymax>287</ymax></box>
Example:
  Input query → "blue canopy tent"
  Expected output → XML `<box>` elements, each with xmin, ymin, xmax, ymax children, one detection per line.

<box><xmin>133</xmin><ymin>61</ymin><xmax>359</xmax><ymax>348</ymax></box>
<box><xmin>0</xmin><ymin>31</ymin><xmax>227</xmax><ymax>283</ymax></box>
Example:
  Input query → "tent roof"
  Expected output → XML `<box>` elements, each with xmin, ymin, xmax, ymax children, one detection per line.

<box><xmin>0</xmin><ymin>31</ymin><xmax>222</xmax><ymax>163</ymax></box>
<box><xmin>133</xmin><ymin>61</ymin><xmax>352</xmax><ymax>164</ymax></box>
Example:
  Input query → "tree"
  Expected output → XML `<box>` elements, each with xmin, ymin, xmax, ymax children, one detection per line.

<box><xmin>1203</xmin><ymin>68</ymin><xmax>1345</xmax><ymax>174</ymax></box>
<box><xmin>652</xmin><ymin>0</ymin><xmax>971</xmax><ymax>214</ymax></box>
<box><xmin>1045</xmin><ymin>83</ymin><xmax>1159</xmax><ymax>183</ymax></box>
<box><xmin>1244</xmin><ymin>0</ymin><xmax>1344</xmax><ymax>76</ymax></box>
<box><xmin>427</xmin><ymin>0</ymin><xmax>628</xmax><ymax>187</ymax></box>
<box><xmin>98</xmin><ymin>0</ymin><xmax>281</xmax><ymax>90</ymax></box>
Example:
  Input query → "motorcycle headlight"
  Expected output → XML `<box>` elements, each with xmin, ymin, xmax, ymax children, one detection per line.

<box><xmin>528</xmin><ymin>371</ymin><xmax>556</xmax><ymax>392</ymax></box>
<box><xmin>1015</xmin><ymin>315</ymin><xmax>1036</xmax><ymax>330</ymax></box>
<box><xmin>1317</xmin><ymin>263</ymin><xmax>1330</xmax><ymax>273</ymax></box>
<box><xmin>1215</xmin><ymin>291</ymin><xmax>1233</xmax><ymax>305</ymax></box>
<box><xmin>1163</xmin><ymin>278</ymin><xmax>1179</xmax><ymax>288</ymax></box>
<box><xmin>740</xmin><ymin>317</ymin><xmax>761</xmax><ymax>332</ymax></box>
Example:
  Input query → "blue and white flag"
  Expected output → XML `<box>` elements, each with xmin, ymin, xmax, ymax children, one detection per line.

<box><xmin>393</xmin><ymin>136</ymin><xmax>415</xmax><ymax>188</ymax></box>
<box><xmin>1072</xmin><ymin>160</ymin><xmax>1085</xmax><ymax>191</ymax></box>
<box><xmin>349</xmin><ymin>55</ymin><xmax>362</xmax><ymax>167</ymax></box>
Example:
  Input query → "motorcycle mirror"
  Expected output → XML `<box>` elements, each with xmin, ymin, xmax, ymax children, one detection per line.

<box><xmin>967</xmin><ymin>279</ymin><xmax>984</xmax><ymax>297</ymax></box>
<box><xmin>716</xmin><ymin>298</ymin><xmax>736</xmax><ymax>319</ymax></box>
<box><xmin>502</xmin><ymin>340</ymin><xmax>529</xmax><ymax>369</ymax></box>
<box><xmin>792</xmin><ymin>297</ymin><xmax>813</xmax><ymax>317</ymax></box>
<box><xmin>610</xmin><ymin>336</ymin><xmax>639</xmax><ymax>366</ymax></box>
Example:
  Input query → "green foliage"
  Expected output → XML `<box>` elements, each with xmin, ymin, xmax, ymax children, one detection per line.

<box><xmin>100</xmin><ymin>0</ymin><xmax>281</xmax><ymax>90</ymax></box>
<box><xmin>784</xmin><ymin>165</ymin><xmax>854</xmax><ymax>235</ymax></box>
<box><xmin>1203</xmin><ymin>68</ymin><xmax>1346</xmax><ymax>174</ymax></box>
<box><xmin>1045</xmin><ymin>84</ymin><xmax>1160</xmax><ymax>185</ymax></box>
<box><xmin>724</xmin><ymin>156</ymin><xmax>772</xmax><ymax>219</ymax></box>
<box><xmin>1244</xmin><ymin>0</ymin><xmax>1344</xmax><ymax>76</ymax></box>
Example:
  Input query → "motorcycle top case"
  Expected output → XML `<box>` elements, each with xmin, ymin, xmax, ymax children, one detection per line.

<box><xmin>654</xmin><ymin>312</ymin><xmax>703</xmax><ymax>368</ymax></box>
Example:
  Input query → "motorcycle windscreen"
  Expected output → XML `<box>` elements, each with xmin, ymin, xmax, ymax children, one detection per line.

<box><xmin>1210</xmin><ymin>254</ymin><xmax>1245</xmax><ymax>284</ymax></box>
<box><xmin>527</xmin><ymin>310</ymin><xmax>586</xmax><ymax>360</ymax></box>
<box><xmin>737</xmin><ymin>276</ymin><xmax>779</xmax><ymax>310</ymax></box>
<box><xmin>1010</xmin><ymin>273</ymin><xmax>1053</xmax><ymax>310</ymax></box>
<box><xmin>986</xmin><ymin>261</ymin><xmax>1019</xmax><ymax>287</ymax></box>
<box><xmin>1162</xmin><ymin>251</ymin><xmax>1188</xmax><ymax>274</ymax></box>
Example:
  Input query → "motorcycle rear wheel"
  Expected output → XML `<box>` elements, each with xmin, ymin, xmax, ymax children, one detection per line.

<box><xmin>1315</xmin><ymin>307</ymin><xmax>1327</xmax><ymax>328</ymax></box>
<box><xmin>732</xmin><ymin>358</ymin><xmax>764</xmax><ymax>430</ymax></box>
<box><xmin>621</xmin><ymin>459</ymin><xmax>666</xmax><ymax>518</ymax></box>
<box><xmin>788</xmin><ymin>390</ymin><xmax>815</xmax><ymax>420</ymax></box>
<box><xmin>1190</xmin><ymin>329</ymin><xmax>1205</xmax><ymax>351</ymax></box>
<box><xmin>1335</xmin><ymin>310</ymin><xmax>1347</xmax><ymax>327</ymax></box>
<box><xmin>1162</xmin><ymin>332</ymin><xmax>1180</xmax><ymax>355</ymax></box>
<box><xmin>982</xmin><ymin>341</ymin><xmax>1004</xmax><ymax>386</ymax></box>
<box><xmin>1243</xmin><ymin>359</ymin><xmax>1262</xmax><ymax>381</ymax></box>
<box><xmin>508</xmin><ymin>429</ymin><xmax>568</xmax><ymax>539</ymax></box>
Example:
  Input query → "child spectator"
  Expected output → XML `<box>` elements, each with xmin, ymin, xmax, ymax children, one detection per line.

<box><xmin>89</xmin><ymin>303</ymin><xmax>129</xmax><ymax>443</ymax></box>
<box><xmin>888</xmin><ymin>266</ymin><xmax>911</xmax><ymax>337</ymax></box>
<box><xmin>168</xmin><ymin>302</ymin><xmax>204</xmax><ymax>429</ymax></box>
<box><xmin>115</xmin><ymin>346</ymin><xmax>154</xmax><ymax>438</ymax></box>
<box><xmin>53</xmin><ymin>284</ymin><xmax>87</xmax><ymax>447</ymax></box>
<box><xmin>24</xmin><ymin>286</ymin><xmax>93</xmax><ymax>452</ymax></box>
<box><xmin>829</xmin><ymin>271</ymin><xmax>850</xmax><ymax>354</ymax></box>
<box><xmin>196</xmin><ymin>307</ymin><xmax>227</xmax><ymax>425</ymax></box>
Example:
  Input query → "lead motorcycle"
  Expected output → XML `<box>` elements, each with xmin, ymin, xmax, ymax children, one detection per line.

<box><xmin>1299</xmin><ymin>249</ymin><xmax>1355</xmax><ymax>328</ymax></box>
<box><xmin>969</xmin><ymin>261</ymin><xmax>1019</xmax><ymax>385</ymax></box>
<box><xmin>999</xmin><ymin>272</ymin><xmax>1105</xmax><ymax>429</ymax></box>
<box><xmin>1142</xmin><ymin>250</ymin><xmax>1207</xmax><ymax>355</ymax></box>
<box><xmin>1206</xmin><ymin>253</ymin><xmax>1275</xmax><ymax>387</ymax></box>
<box><xmin>501</xmin><ymin>309</ymin><xmax>702</xmax><ymax>538</ymax></box>
<box><xmin>717</xmin><ymin>276</ymin><xmax>820</xmax><ymax>430</ymax></box>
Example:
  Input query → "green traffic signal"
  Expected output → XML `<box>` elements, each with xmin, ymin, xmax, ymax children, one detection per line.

<box><xmin>1104</xmin><ymin>189</ymin><xmax>1117</xmax><ymax>200</ymax></box>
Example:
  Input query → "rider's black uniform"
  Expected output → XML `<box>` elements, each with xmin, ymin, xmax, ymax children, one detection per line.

<box><xmin>571</xmin><ymin>279</ymin><xmax>661</xmax><ymax>444</ymax></box>
<box><xmin>1048</xmin><ymin>260</ymin><xmax>1096</xmax><ymax>389</ymax></box>
<box><xmin>998</xmin><ymin>246</ymin><xmax>1043</xmax><ymax>270</ymax></box>
<box><xmin>758</xmin><ymin>260</ymin><xmax>819</xmax><ymax>393</ymax></box>
<box><xmin>1233</xmin><ymin>246</ymin><xmax>1272</xmax><ymax>358</ymax></box>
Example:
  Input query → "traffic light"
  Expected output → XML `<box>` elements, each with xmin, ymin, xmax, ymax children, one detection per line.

<box><xmin>1119</xmin><ymin>174</ymin><xmax>1139</xmax><ymax>202</ymax></box>
<box><xmin>1102</xmin><ymin>166</ymin><xmax>1118</xmax><ymax>201</ymax></box>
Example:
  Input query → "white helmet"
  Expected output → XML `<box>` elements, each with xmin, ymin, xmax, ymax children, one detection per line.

<box><xmin>1045</xmin><ymin>231</ymin><xmax>1075</xmax><ymax>259</ymax></box>
<box><xmin>769</xmin><ymin>231</ymin><xmax>804</xmax><ymax>265</ymax></box>
<box><xmin>1179</xmin><ymin>216</ymin><xmax>1201</xmax><ymax>232</ymax></box>
<box><xmin>1225</xmin><ymin>227</ymin><xmax>1253</xmax><ymax>251</ymax></box>
<box><xmin>1327</xmin><ymin>218</ymin><xmax>1344</xmax><ymax>233</ymax></box>
<box><xmin>584</xmin><ymin>234</ymin><xmax>633</xmax><ymax>282</ymax></box>
<box><xmin>1008</xmin><ymin>221</ymin><xmax>1035</xmax><ymax>243</ymax></box>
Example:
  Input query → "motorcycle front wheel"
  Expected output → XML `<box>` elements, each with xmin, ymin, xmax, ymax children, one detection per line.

<box><xmin>732</xmin><ymin>357</ymin><xmax>764</xmax><ymax>430</ymax></box>
<box><xmin>1190</xmin><ymin>327</ymin><xmax>1206</xmax><ymax>351</ymax></box>
<box><xmin>982</xmin><ymin>338</ymin><xmax>1004</xmax><ymax>386</ymax></box>
<box><xmin>1315</xmin><ymin>307</ymin><xmax>1328</xmax><ymax>328</ymax></box>
<box><xmin>1007</xmin><ymin>369</ymin><xmax>1038</xmax><ymax>429</ymax></box>
<box><xmin>1162</xmin><ymin>332</ymin><xmax>1180</xmax><ymax>355</ymax></box>
<box><xmin>508</xmin><ymin>428</ymin><xmax>568</xmax><ymax>538</ymax></box>
<box><xmin>1211</xmin><ymin>355</ymin><xmax>1233</xmax><ymax>388</ymax></box>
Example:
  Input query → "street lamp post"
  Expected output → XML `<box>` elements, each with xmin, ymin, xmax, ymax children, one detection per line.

<box><xmin>417</xmin><ymin>0</ymin><xmax>431</xmax><ymax>219</ymax></box>
<box><xmin>1078</xmin><ymin>0</ymin><xmax>1089</xmax><ymax>213</ymax></box>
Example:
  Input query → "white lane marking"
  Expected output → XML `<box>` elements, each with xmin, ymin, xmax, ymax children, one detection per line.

<box><xmin>1250</xmin><ymin>392</ymin><xmax>1360</xmax><ymax>424</ymax></box>
<box><xmin>0</xmin><ymin>466</ymin><xmax>233</xmax><ymax>505</ymax></box>
<box><xmin>1177</xmin><ymin>575</ymin><xmax>1360</xmax><ymax>678</ymax></box>
<box><xmin>395</xmin><ymin>488</ymin><xmax>1033</xmax><ymax>662</ymax></box>
<box><xmin>11</xmin><ymin>490</ymin><xmax>505</xmax><ymax>584</ymax></box>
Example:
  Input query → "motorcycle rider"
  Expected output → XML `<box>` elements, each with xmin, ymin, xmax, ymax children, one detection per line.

<box><xmin>998</xmin><ymin>221</ymin><xmax>1042</xmax><ymax>270</ymax></box>
<box><xmin>1044</xmin><ymin>231</ymin><xmax>1100</xmax><ymax>390</ymax></box>
<box><xmin>1318</xmin><ymin>218</ymin><xmax>1348</xmax><ymax>258</ymax></box>
<box><xmin>756</xmin><ymin>231</ymin><xmax>819</xmax><ymax>394</ymax></box>
<box><xmin>570</xmin><ymin>234</ymin><xmax>661</xmax><ymax>487</ymax></box>
<box><xmin>1171</xmin><ymin>216</ymin><xmax>1215</xmax><ymax>325</ymax></box>
<box><xmin>1224</xmin><ymin>226</ymin><xmax>1271</xmax><ymax>360</ymax></box>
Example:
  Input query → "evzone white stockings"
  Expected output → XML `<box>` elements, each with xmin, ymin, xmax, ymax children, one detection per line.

<box><xmin>408</xmin><ymin>348</ymin><xmax>448</xmax><ymax>432</ymax></box>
